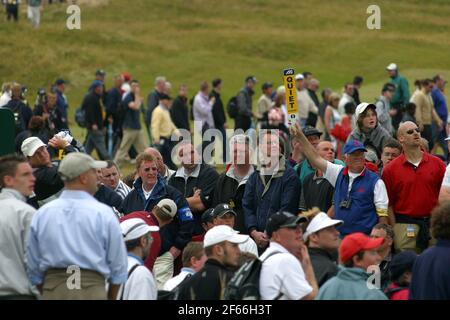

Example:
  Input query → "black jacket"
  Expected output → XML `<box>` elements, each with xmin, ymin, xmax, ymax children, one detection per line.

<box><xmin>31</xmin><ymin>144</ymin><xmax>78</xmax><ymax>203</ymax></box>
<box><xmin>168</xmin><ymin>164</ymin><xmax>219</xmax><ymax>234</ymax></box>
<box><xmin>211</xmin><ymin>170</ymin><xmax>253</xmax><ymax>234</ymax></box>
<box><xmin>82</xmin><ymin>91</ymin><xmax>105</xmax><ymax>130</ymax></box>
<box><xmin>308</xmin><ymin>247</ymin><xmax>339</xmax><ymax>287</ymax></box>
<box><xmin>209</xmin><ymin>90</ymin><xmax>226</xmax><ymax>128</ymax></box>
<box><xmin>4</xmin><ymin>99</ymin><xmax>33</xmax><ymax>135</ymax></box>
<box><xmin>353</xmin><ymin>88</ymin><xmax>361</xmax><ymax>106</ymax></box>
<box><xmin>176</xmin><ymin>259</ymin><xmax>234</xmax><ymax>300</ymax></box>
<box><xmin>33</xmin><ymin>103</ymin><xmax>66</xmax><ymax>135</ymax></box>
<box><xmin>170</xmin><ymin>95</ymin><xmax>190</xmax><ymax>131</ymax></box>
<box><xmin>300</xmin><ymin>172</ymin><xmax>335</xmax><ymax>213</ymax></box>
<box><xmin>121</xmin><ymin>176</ymin><xmax>194</xmax><ymax>252</ymax></box>
<box><xmin>94</xmin><ymin>184</ymin><xmax>122</xmax><ymax>209</ymax></box>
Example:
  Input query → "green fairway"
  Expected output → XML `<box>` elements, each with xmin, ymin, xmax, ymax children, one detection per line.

<box><xmin>1</xmin><ymin>0</ymin><xmax>449</xmax><ymax>175</ymax></box>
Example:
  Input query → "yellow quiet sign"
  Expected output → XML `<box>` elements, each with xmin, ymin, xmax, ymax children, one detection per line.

<box><xmin>283</xmin><ymin>68</ymin><xmax>298</xmax><ymax>126</ymax></box>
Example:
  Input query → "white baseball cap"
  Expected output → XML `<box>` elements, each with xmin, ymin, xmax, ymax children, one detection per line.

<box><xmin>303</xmin><ymin>212</ymin><xmax>343</xmax><ymax>241</ymax></box>
<box><xmin>386</xmin><ymin>63</ymin><xmax>397</xmax><ymax>71</ymax></box>
<box><xmin>156</xmin><ymin>198</ymin><xmax>177</xmax><ymax>218</ymax></box>
<box><xmin>295</xmin><ymin>73</ymin><xmax>304</xmax><ymax>80</ymax></box>
<box><xmin>355</xmin><ymin>102</ymin><xmax>377</xmax><ymax>119</ymax></box>
<box><xmin>58</xmin><ymin>152</ymin><xmax>107</xmax><ymax>180</ymax></box>
<box><xmin>120</xmin><ymin>218</ymin><xmax>159</xmax><ymax>242</ymax></box>
<box><xmin>203</xmin><ymin>225</ymin><xmax>249</xmax><ymax>248</ymax></box>
<box><xmin>21</xmin><ymin>137</ymin><xmax>46</xmax><ymax>157</ymax></box>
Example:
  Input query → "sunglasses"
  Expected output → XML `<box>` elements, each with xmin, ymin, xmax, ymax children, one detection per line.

<box><xmin>406</xmin><ymin>128</ymin><xmax>420</xmax><ymax>135</ymax></box>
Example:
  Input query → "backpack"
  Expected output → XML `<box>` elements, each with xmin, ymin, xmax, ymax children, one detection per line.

<box><xmin>74</xmin><ymin>106</ymin><xmax>86</xmax><ymax>128</ymax></box>
<box><xmin>119</xmin><ymin>264</ymin><xmax>140</xmax><ymax>300</ymax></box>
<box><xmin>5</xmin><ymin>100</ymin><xmax>26</xmax><ymax>134</ymax></box>
<box><xmin>227</xmin><ymin>96</ymin><xmax>238</xmax><ymax>119</ymax></box>
<box><xmin>224</xmin><ymin>251</ymin><xmax>281</xmax><ymax>300</ymax></box>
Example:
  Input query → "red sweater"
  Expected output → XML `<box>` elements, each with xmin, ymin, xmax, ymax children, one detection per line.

<box><xmin>120</xmin><ymin>211</ymin><xmax>161</xmax><ymax>271</ymax></box>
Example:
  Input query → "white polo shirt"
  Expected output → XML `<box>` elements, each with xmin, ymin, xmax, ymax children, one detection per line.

<box><xmin>259</xmin><ymin>242</ymin><xmax>312</xmax><ymax>300</ymax></box>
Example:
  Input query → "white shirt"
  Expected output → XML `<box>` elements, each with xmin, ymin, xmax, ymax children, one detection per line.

<box><xmin>259</xmin><ymin>242</ymin><xmax>312</xmax><ymax>300</ymax></box>
<box><xmin>142</xmin><ymin>185</ymin><xmax>155</xmax><ymax>200</ymax></box>
<box><xmin>297</xmin><ymin>89</ymin><xmax>318</xmax><ymax>119</ymax></box>
<box><xmin>338</xmin><ymin>93</ymin><xmax>355</xmax><ymax>115</ymax></box>
<box><xmin>0</xmin><ymin>188</ymin><xmax>37</xmax><ymax>297</ymax></box>
<box><xmin>323</xmin><ymin>161</ymin><xmax>389</xmax><ymax>210</ymax></box>
<box><xmin>163</xmin><ymin>268</ymin><xmax>194</xmax><ymax>291</ymax></box>
<box><xmin>118</xmin><ymin>255</ymin><xmax>157</xmax><ymax>300</ymax></box>
<box><xmin>239</xmin><ymin>237</ymin><xmax>259</xmax><ymax>257</ymax></box>
<box><xmin>0</xmin><ymin>92</ymin><xmax>11</xmax><ymax>107</ymax></box>
<box><xmin>226</xmin><ymin>165</ymin><xmax>254</xmax><ymax>186</ymax></box>
<box><xmin>441</xmin><ymin>164</ymin><xmax>450</xmax><ymax>187</ymax></box>
<box><xmin>175</xmin><ymin>164</ymin><xmax>201</xmax><ymax>180</ymax></box>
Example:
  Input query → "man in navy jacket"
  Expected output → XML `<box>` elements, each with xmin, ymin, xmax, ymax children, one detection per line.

<box><xmin>120</xmin><ymin>153</ymin><xmax>194</xmax><ymax>258</ymax></box>
<box><xmin>243</xmin><ymin>130</ymin><xmax>300</xmax><ymax>250</ymax></box>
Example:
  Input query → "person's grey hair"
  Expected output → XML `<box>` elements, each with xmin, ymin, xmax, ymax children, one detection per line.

<box><xmin>155</xmin><ymin>76</ymin><xmax>166</xmax><ymax>86</ymax></box>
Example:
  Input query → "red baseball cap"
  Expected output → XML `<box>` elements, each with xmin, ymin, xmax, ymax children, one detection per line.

<box><xmin>339</xmin><ymin>232</ymin><xmax>384</xmax><ymax>263</ymax></box>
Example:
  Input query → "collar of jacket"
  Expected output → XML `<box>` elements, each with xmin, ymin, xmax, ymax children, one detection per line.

<box><xmin>133</xmin><ymin>175</ymin><xmax>166</xmax><ymax>202</ymax></box>
<box><xmin>342</xmin><ymin>166</ymin><xmax>366</xmax><ymax>177</ymax></box>
<box><xmin>175</xmin><ymin>163</ymin><xmax>201</xmax><ymax>179</ymax></box>
<box><xmin>205</xmin><ymin>258</ymin><xmax>230</xmax><ymax>270</ymax></box>
<box><xmin>337</xmin><ymin>267</ymin><xmax>370</xmax><ymax>281</ymax></box>
<box><xmin>257</xmin><ymin>155</ymin><xmax>286</xmax><ymax>178</ymax></box>
<box><xmin>308</xmin><ymin>247</ymin><xmax>338</xmax><ymax>262</ymax></box>
<box><xmin>0</xmin><ymin>187</ymin><xmax>27</xmax><ymax>202</ymax></box>
<box><xmin>226</xmin><ymin>165</ymin><xmax>255</xmax><ymax>186</ymax></box>
<box><xmin>257</xmin><ymin>156</ymin><xmax>287</xmax><ymax>197</ymax></box>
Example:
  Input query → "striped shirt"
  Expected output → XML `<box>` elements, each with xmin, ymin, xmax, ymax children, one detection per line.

<box><xmin>115</xmin><ymin>180</ymin><xmax>131</xmax><ymax>200</ymax></box>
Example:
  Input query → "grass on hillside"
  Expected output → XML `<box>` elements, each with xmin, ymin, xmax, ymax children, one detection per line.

<box><xmin>1</xmin><ymin>0</ymin><xmax>450</xmax><ymax>174</ymax></box>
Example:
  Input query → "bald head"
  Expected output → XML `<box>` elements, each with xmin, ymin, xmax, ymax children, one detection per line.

<box><xmin>144</xmin><ymin>147</ymin><xmax>165</xmax><ymax>175</ymax></box>
<box><xmin>397</xmin><ymin>121</ymin><xmax>417</xmax><ymax>138</ymax></box>
<box><xmin>397</xmin><ymin>121</ymin><xmax>421</xmax><ymax>148</ymax></box>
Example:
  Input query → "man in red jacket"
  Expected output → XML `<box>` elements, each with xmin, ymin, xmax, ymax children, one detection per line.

<box><xmin>120</xmin><ymin>198</ymin><xmax>177</xmax><ymax>271</ymax></box>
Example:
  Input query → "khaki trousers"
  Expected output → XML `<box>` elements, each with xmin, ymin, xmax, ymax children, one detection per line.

<box><xmin>153</xmin><ymin>252</ymin><xmax>174</xmax><ymax>290</ymax></box>
<box><xmin>114</xmin><ymin>128</ymin><xmax>147</xmax><ymax>165</ymax></box>
<box><xmin>42</xmin><ymin>269</ymin><xmax>107</xmax><ymax>300</ymax></box>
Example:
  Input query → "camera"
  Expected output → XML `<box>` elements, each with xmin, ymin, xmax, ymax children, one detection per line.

<box><xmin>339</xmin><ymin>198</ymin><xmax>352</xmax><ymax>209</ymax></box>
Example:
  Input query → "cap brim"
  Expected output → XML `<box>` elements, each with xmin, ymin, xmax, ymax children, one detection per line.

<box><xmin>147</xmin><ymin>225</ymin><xmax>160</xmax><ymax>232</ymax></box>
<box><xmin>280</xmin><ymin>215</ymin><xmax>308</xmax><ymax>229</ymax></box>
<box><xmin>228</xmin><ymin>233</ymin><xmax>249</xmax><ymax>244</ymax></box>
<box><xmin>91</xmin><ymin>160</ymin><xmax>108</xmax><ymax>169</ymax></box>
<box><xmin>303</xmin><ymin>219</ymin><xmax>343</xmax><ymax>241</ymax></box>
<box><xmin>347</xmin><ymin>147</ymin><xmax>367</xmax><ymax>154</ymax></box>
<box><xmin>363</xmin><ymin>237</ymin><xmax>384</xmax><ymax>250</ymax></box>
<box><xmin>216</xmin><ymin>210</ymin><xmax>237</xmax><ymax>217</ymax></box>
<box><xmin>29</xmin><ymin>143</ymin><xmax>47</xmax><ymax>157</ymax></box>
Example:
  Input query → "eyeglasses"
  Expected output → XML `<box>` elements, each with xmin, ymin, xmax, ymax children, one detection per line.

<box><xmin>143</xmin><ymin>167</ymin><xmax>157</xmax><ymax>172</ymax></box>
<box><xmin>406</xmin><ymin>128</ymin><xmax>420</xmax><ymax>135</ymax></box>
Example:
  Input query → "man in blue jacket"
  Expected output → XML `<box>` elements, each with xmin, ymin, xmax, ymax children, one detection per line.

<box><xmin>290</xmin><ymin>124</ymin><xmax>389</xmax><ymax>237</ymax></box>
<box><xmin>120</xmin><ymin>152</ymin><xmax>194</xmax><ymax>261</ymax></box>
<box><xmin>243</xmin><ymin>130</ymin><xmax>300</xmax><ymax>250</ymax></box>
<box><xmin>409</xmin><ymin>201</ymin><xmax>450</xmax><ymax>300</ymax></box>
